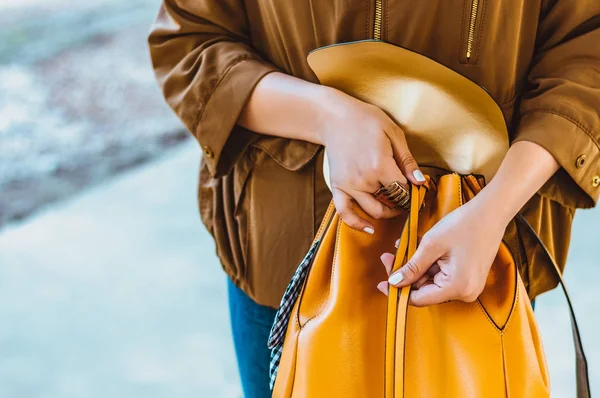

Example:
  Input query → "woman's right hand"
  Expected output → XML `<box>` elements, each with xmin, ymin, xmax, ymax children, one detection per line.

<box><xmin>238</xmin><ymin>73</ymin><xmax>424</xmax><ymax>232</ymax></box>
<box><xmin>316</xmin><ymin>88</ymin><xmax>425</xmax><ymax>234</ymax></box>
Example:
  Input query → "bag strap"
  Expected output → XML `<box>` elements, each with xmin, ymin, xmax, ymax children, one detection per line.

<box><xmin>469</xmin><ymin>175</ymin><xmax>590</xmax><ymax>397</ymax></box>
<box><xmin>516</xmin><ymin>214</ymin><xmax>591</xmax><ymax>398</ymax></box>
<box><xmin>385</xmin><ymin>184</ymin><xmax>427</xmax><ymax>398</ymax></box>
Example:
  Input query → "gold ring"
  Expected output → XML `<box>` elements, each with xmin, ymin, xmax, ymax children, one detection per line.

<box><xmin>373</xmin><ymin>181</ymin><xmax>411</xmax><ymax>211</ymax></box>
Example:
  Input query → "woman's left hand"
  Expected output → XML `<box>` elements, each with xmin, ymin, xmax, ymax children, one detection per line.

<box><xmin>378</xmin><ymin>197</ymin><xmax>509</xmax><ymax>307</ymax></box>
<box><xmin>378</xmin><ymin>141</ymin><xmax>562</xmax><ymax>306</ymax></box>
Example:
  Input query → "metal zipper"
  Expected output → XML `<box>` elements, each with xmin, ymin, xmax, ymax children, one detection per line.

<box><xmin>374</xmin><ymin>0</ymin><xmax>383</xmax><ymax>40</ymax></box>
<box><xmin>466</xmin><ymin>0</ymin><xmax>479</xmax><ymax>60</ymax></box>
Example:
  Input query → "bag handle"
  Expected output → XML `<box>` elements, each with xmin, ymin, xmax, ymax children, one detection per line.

<box><xmin>516</xmin><ymin>214</ymin><xmax>591</xmax><ymax>398</ymax></box>
<box><xmin>385</xmin><ymin>184</ymin><xmax>427</xmax><ymax>398</ymax></box>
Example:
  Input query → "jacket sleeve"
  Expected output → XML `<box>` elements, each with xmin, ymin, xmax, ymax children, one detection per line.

<box><xmin>148</xmin><ymin>0</ymin><xmax>279</xmax><ymax>177</ymax></box>
<box><xmin>513</xmin><ymin>0</ymin><xmax>600</xmax><ymax>208</ymax></box>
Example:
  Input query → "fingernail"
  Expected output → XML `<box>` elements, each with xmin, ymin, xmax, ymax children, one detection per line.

<box><xmin>377</xmin><ymin>281</ymin><xmax>389</xmax><ymax>296</ymax></box>
<box><xmin>388</xmin><ymin>272</ymin><xmax>404</xmax><ymax>285</ymax></box>
<box><xmin>395</xmin><ymin>239</ymin><xmax>400</xmax><ymax>248</ymax></box>
<box><xmin>363</xmin><ymin>227</ymin><xmax>375</xmax><ymax>235</ymax></box>
<box><xmin>413</xmin><ymin>170</ymin><xmax>426</xmax><ymax>182</ymax></box>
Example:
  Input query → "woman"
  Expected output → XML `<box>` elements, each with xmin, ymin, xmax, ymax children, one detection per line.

<box><xmin>149</xmin><ymin>1</ymin><xmax>600</xmax><ymax>397</ymax></box>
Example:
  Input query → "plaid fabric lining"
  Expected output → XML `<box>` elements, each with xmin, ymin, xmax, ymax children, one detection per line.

<box><xmin>267</xmin><ymin>239</ymin><xmax>321</xmax><ymax>390</ymax></box>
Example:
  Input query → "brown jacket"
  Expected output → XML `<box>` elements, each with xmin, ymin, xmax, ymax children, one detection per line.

<box><xmin>149</xmin><ymin>0</ymin><xmax>600</xmax><ymax>308</ymax></box>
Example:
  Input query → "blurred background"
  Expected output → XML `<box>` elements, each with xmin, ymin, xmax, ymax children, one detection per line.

<box><xmin>0</xmin><ymin>0</ymin><xmax>598</xmax><ymax>397</ymax></box>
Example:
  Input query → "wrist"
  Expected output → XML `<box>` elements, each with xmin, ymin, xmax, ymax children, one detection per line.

<box><xmin>468</xmin><ymin>186</ymin><xmax>516</xmax><ymax>229</ymax></box>
<box><xmin>310</xmin><ymin>85</ymin><xmax>334</xmax><ymax>146</ymax></box>
<box><xmin>313</xmin><ymin>86</ymin><xmax>357</xmax><ymax>146</ymax></box>
<box><xmin>469</xmin><ymin>141</ymin><xmax>560</xmax><ymax>227</ymax></box>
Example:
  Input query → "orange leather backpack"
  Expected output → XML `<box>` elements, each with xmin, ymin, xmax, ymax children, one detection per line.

<box><xmin>268</xmin><ymin>41</ymin><xmax>590</xmax><ymax>398</ymax></box>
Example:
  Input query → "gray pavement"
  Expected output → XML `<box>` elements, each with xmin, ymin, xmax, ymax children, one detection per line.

<box><xmin>0</xmin><ymin>145</ymin><xmax>241</xmax><ymax>398</ymax></box>
<box><xmin>0</xmin><ymin>0</ymin><xmax>187</xmax><ymax>226</ymax></box>
<box><xmin>0</xmin><ymin>142</ymin><xmax>599</xmax><ymax>397</ymax></box>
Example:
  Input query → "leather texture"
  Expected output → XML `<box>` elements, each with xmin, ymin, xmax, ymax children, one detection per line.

<box><xmin>272</xmin><ymin>175</ymin><xmax>550</xmax><ymax>397</ymax></box>
<box><xmin>309</xmin><ymin>41</ymin><xmax>509</xmax><ymax>185</ymax></box>
<box><xmin>271</xmin><ymin>41</ymin><xmax>590</xmax><ymax>398</ymax></box>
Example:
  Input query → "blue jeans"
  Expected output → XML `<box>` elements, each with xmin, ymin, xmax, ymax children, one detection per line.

<box><xmin>228</xmin><ymin>279</ymin><xmax>277</xmax><ymax>398</ymax></box>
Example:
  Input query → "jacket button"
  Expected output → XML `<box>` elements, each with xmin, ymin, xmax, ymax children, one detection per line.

<box><xmin>202</xmin><ymin>146</ymin><xmax>214</xmax><ymax>159</ymax></box>
<box><xmin>593</xmin><ymin>175</ymin><xmax>600</xmax><ymax>188</ymax></box>
<box><xmin>576</xmin><ymin>155</ymin><xmax>587</xmax><ymax>169</ymax></box>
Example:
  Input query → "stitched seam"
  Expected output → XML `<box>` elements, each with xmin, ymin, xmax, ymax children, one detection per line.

<box><xmin>468</xmin><ymin>171</ymin><xmax>502</xmax><ymax>333</ymax></box>
<box><xmin>476</xmin><ymin>239</ymin><xmax>520</xmax><ymax>332</ymax></box>
<box><xmin>397</xmin><ymin>212</ymin><xmax>414</xmax><ymax>397</ymax></box>
<box><xmin>366</xmin><ymin>0</ymin><xmax>370</xmax><ymax>38</ymax></box>
<box><xmin>401</xmin><ymin>294</ymin><xmax>409</xmax><ymax>398</ymax></box>
<box><xmin>474</xmin><ymin>0</ymin><xmax>487</xmax><ymax>63</ymax></box>
<box><xmin>294</xmin><ymin>208</ymin><xmax>336</xmax><ymax>330</ymax></box>
<box><xmin>458</xmin><ymin>0</ymin><xmax>468</xmax><ymax>62</ymax></box>
<box><xmin>468</xmin><ymin>175</ymin><xmax>517</xmax><ymax>333</ymax></box>
<box><xmin>502</xmin><ymin>281</ymin><xmax>519</xmax><ymax>333</ymax></box>
<box><xmin>298</xmin><ymin>219</ymin><xmax>342</xmax><ymax>329</ymax></box>
<box><xmin>383</xmin><ymin>282</ymin><xmax>389</xmax><ymax>396</ymax></box>
<box><xmin>287</xmin><ymin>335</ymin><xmax>299</xmax><ymax>396</ymax></box>
<box><xmin>385</xmin><ymin>289</ymin><xmax>399</xmax><ymax>397</ymax></box>
<box><xmin>520</xmin><ymin>109</ymin><xmax>600</xmax><ymax>150</ymax></box>
<box><xmin>385</xmin><ymin>0</ymin><xmax>389</xmax><ymax>41</ymax></box>
<box><xmin>250</xmin><ymin>142</ymin><xmax>321</xmax><ymax>171</ymax></box>
<box><xmin>475</xmin><ymin>299</ymin><xmax>503</xmax><ymax>332</ymax></box>
<box><xmin>500</xmin><ymin>240</ymin><xmax>521</xmax><ymax>334</ymax></box>
<box><xmin>317</xmin><ymin>204</ymin><xmax>335</xmax><ymax>239</ymax></box>
<box><xmin>193</xmin><ymin>55</ymin><xmax>258</xmax><ymax>133</ymax></box>
<box><xmin>294</xmin><ymin>304</ymin><xmax>300</xmax><ymax>329</ymax></box>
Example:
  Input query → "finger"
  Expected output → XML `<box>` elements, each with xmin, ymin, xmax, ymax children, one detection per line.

<box><xmin>412</xmin><ymin>263</ymin><xmax>441</xmax><ymax>292</ymax></box>
<box><xmin>378</xmin><ymin>156</ymin><xmax>408</xmax><ymax>188</ymax></box>
<box><xmin>351</xmin><ymin>190</ymin><xmax>403</xmax><ymax>220</ymax></box>
<box><xmin>387</xmin><ymin>124</ymin><xmax>426</xmax><ymax>185</ymax></box>
<box><xmin>332</xmin><ymin>188</ymin><xmax>375</xmax><ymax>234</ymax></box>
<box><xmin>388</xmin><ymin>238</ymin><xmax>442</xmax><ymax>288</ymax></box>
<box><xmin>380</xmin><ymin>253</ymin><xmax>395</xmax><ymax>276</ymax></box>
<box><xmin>426</xmin><ymin>263</ymin><xmax>441</xmax><ymax>277</ymax></box>
<box><xmin>408</xmin><ymin>282</ymin><xmax>453</xmax><ymax>307</ymax></box>
<box><xmin>409</xmin><ymin>268</ymin><xmax>456</xmax><ymax>306</ymax></box>
<box><xmin>377</xmin><ymin>281</ymin><xmax>389</xmax><ymax>296</ymax></box>
<box><xmin>413</xmin><ymin>274</ymin><xmax>431</xmax><ymax>290</ymax></box>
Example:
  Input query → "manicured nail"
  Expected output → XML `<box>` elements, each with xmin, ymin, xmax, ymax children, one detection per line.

<box><xmin>395</xmin><ymin>239</ymin><xmax>400</xmax><ymax>248</ymax></box>
<box><xmin>363</xmin><ymin>227</ymin><xmax>375</xmax><ymax>235</ymax></box>
<box><xmin>413</xmin><ymin>170</ymin><xmax>426</xmax><ymax>182</ymax></box>
<box><xmin>388</xmin><ymin>272</ymin><xmax>404</xmax><ymax>285</ymax></box>
<box><xmin>377</xmin><ymin>281</ymin><xmax>389</xmax><ymax>296</ymax></box>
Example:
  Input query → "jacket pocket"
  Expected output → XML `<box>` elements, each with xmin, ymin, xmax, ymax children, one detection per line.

<box><xmin>235</xmin><ymin>142</ymin><xmax>322</xmax><ymax>306</ymax></box>
<box><xmin>459</xmin><ymin>0</ymin><xmax>486</xmax><ymax>64</ymax></box>
<box><xmin>252</xmin><ymin>136</ymin><xmax>321</xmax><ymax>172</ymax></box>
